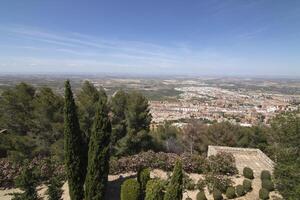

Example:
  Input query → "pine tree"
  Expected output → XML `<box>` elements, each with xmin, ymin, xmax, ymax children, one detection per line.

<box><xmin>164</xmin><ymin>160</ymin><xmax>183</xmax><ymax>200</ymax></box>
<box><xmin>64</xmin><ymin>80</ymin><xmax>86</xmax><ymax>200</ymax></box>
<box><xmin>85</xmin><ymin>98</ymin><xmax>111</xmax><ymax>200</ymax></box>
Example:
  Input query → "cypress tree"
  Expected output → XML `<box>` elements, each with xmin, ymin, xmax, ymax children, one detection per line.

<box><xmin>164</xmin><ymin>160</ymin><xmax>183</xmax><ymax>200</ymax></box>
<box><xmin>64</xmin><ymin>80</ymin><xmax>86</xmax><ymax>200</ymax></box>
<box><xmin>85</xmin><ymin>98</ymin><xmax>111</xmax><ymax>200</ymax></box>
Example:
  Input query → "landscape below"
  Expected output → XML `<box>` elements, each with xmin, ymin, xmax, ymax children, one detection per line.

<box><xmin>0</xmin><ymin>77</ymin><xmax>299</xmax><ymax>200</ymax></box>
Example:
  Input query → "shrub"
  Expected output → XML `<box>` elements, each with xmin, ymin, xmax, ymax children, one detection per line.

<box><xmin>259</xmin><ymin>188</ymin><xmax>269</xmax><ymax>200</ymax></box>
<box><xmin>243</xmin><ymin>179</ymin><xmax>252</xmax><ymax>193</ymax></box>
<box><xmin>261</xmin><ymin>170</ymin><xmax>271</xmax><ymax>180</ymax></box>
<box><xmin>46</xmin><ymin>177</ymin><xmax>63</xmax><ymax>200</ymax></box>
<box><xmin>145</xmin><ymin>179</ymin><xmax>164</xmax><ymax>200</ymax></box>
<box><xmin>185</xmin><ymin>198</ymin><xmax>192</xmax><ymax>200</ymax></box>
<box><xmin>225</xmin><ymin>187</ymin><xmax>236</xmax><ymax>199</ymax></box>
<box><xmin>196</xmin><ymin>190</ymin><xmax>207</xmax><ymax>200</ymax></box>
<box><xmin>196</xmin><ymin>178</ymin><xmax>206</xmax><ymax>191</ymax></box>
<box><xmin>121</xmin><ymin>179</ymin><xmax>141</xmax><ymax>200</ymax></box>
<box><xmin>236</xmin><ymin>185</ymin><xmax>245</xmax><ymax>197</ymax></box>
<box><xmin>243</xmin><ymin>167</ymin><xmax>254</xmax><ymax>179</ymax></box>
<box><xmin>138</xmin><ymin>167</ymin><xmax>151</xmax><ymax>198</ymax></box>
<box><xmin>205</xmin><ymin>173</ymin><xmax>232</xmax><ymax>193</ymax></box>
<box><xmin>183</xmin><ymin>174</ymin><xmax>196</xmax><ymax>190</ymax></box>
<box><xmin>208</xmin><ymin>152</ymin><xmax>238</xmax><ymax>175</ymax></box>
<box><xmin>212</xmin><ymin>189</ymin><xmax>223</xmax><ymax>200</ymax></box>
<box><xmin>261</xmin><ymin>179</ymin><xmax>274</xmax><ymax>191</ymax></box>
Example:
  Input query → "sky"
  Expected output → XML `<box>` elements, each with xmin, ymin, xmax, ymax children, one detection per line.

<box><xmin>0</xmin><ymin>0</ymin><xmax>300</xmax><ymax>76</ymax></box>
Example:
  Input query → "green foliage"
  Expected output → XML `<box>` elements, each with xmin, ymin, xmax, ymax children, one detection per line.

<box><xmin>207</xmin><ymin>152</ymin><xmax>238</xmax><ymax>175</ymax></box>
<box><xmin>12</xmin><ymin>166</ymin><xmax>39</xmax><ymax>200</ymax></box>
<box><xmin>63</xmin><ymin>80</ymin><xmax>86</xmax><ymax>200</ymax></box>
<box><xmin>164</xmin><ymin>160</ymin><xmax>183</xmax><ymax>200</ymax></box>
<box><xmin>196</xmin><ymin>190</ymin><xmax>207</xmax><ymax>200</ymax></box>
<box><xmin>77</xmin><ymin>81</ymin><xmax>105</xmax><ymax>140</ymax></box>
<box><xmin>261</xmin><ymin>179</ymin><xmax>274</xmax><ymax>191</ymax></box>
<box><xmin>271</xmin><ymin>112</ymin><xmax>300</xmax><ymax>199</ymax></box>
<box><xmin>243</xmin><ymin>167</ymin><xmax>254</xmax><ymax>179</ymax></box>
<box><xmin>259</xmin><ymin>188</ymin><xmax>269</xmax><ymax>200</ymax></box>
<box><xmin>117</xmin><ymin>92</ymin><xmax>153</xmax><ymax>156</ymax></box>
<box><xmin>243</xmin><ymin>179</ymin><xmax>252</xmax><ymax>193</ymax></box>
<box><xmin>185</xmin><ymin>198</ymin><xmax>192</xmax><ymax>200</ymax></box>
<box><xmin>110</xmin><ymin>90</ymin><xmax>128</xmax><ymax>146</ymax></box>
<box><xmin>212</xmin><ymin>189</ymin><xmax>223</xmax><ymax>200</ymax></box>
<box><xmin>225</xmin><ymin>186</ymin><xmax>236</xmax><ymax>199</ymax></box>
<box><xmin>85</xmin><ymin>98</ymin><xmax>111</xmax><ymax>200</ymax></box>
<box><xmin>235</xmin><ymin>185</ymin><xmax>245</xmax><ymax>197</ymax></box>
<box><xmin>138</xmin><ymin>167</ymin><xmax>151</xmax><ymax>199</ymax></box>
<box><xmin>261</xmin><ymin>170</ymin><xmax>271</xmax><ymax>180</ymax></box>
<box><xmin>145</xmin><ymin>179</ymin><xmax>165</xmax><ymax>200</ymax></box>
<box><xmin>46</xmin><ymin>176</ymin><xmax>63</xmax><ymax>200</ymax></box>
<box><xmin>205</xmin><ymin>173</ymin><xmax>232</xmax><ymax>193</ymax></box>
<box><xmin>121</xmin><ymin>179</ymin><xmax>141</xmax><ymax>200</ymax></box>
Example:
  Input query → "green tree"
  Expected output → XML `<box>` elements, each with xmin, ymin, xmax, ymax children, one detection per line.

<box><xmin>164</xmin><ymin>160</ymin><xmax>183</xmax><ymax>200</ymax></box>
<box><xmin>117</xmin><ymin>92</ymin><xmax>153</xmax><ymax>155</ymax></box>
<box><xmin>12</xmin><ymin>166</ymin><xmax>39</xmax><ymax>200</ymax></box>
<box><xmin>64</xmin><ymin>80</ymin><xmax>86</xmax><ymax>200</ymax></box>
<box><xmin>77</xmin><ymin>81</ymin><xmax>106</xmax><ymax>140</ymax></box>
<box><xmin>271</xmin><ymin>112</ymin><xmax>300</xmax><ymax>199</ymax></box>
<box><xmin>85</xmin><ymin>98</ymin><xmax>111</xmax><ymax>200</ymax></box>
<box><xmin>33</xmin><ymin>87</ymin><xmax>64</xmax><ymax>157</ymax></box>
<box><xmin>0</xmin><ymin>82</ymin><xmax>36</xmax><ymax>136</ymax></box>
<box><xmin>110</xmin><ymin>90</ymin><xmax>128</xmax><ymax>146</ymax></box>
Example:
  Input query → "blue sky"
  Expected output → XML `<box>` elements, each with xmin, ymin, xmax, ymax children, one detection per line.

<box><xmin>0</xmin><ymin>0</ymin><xmax>300</xmax><ymax>76</ymax></box>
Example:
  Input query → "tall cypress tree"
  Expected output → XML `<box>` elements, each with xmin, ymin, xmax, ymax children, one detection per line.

<box><xmin>64</xmin><ymin>80</ymin><xmax>86</xmax><ymax>200</ymax></box>
<box><xmin>85</xmin><ymin>98</ymin><xmax>111</xmax><ymax>200</ymax></box>
<box><xmin>164</xmin><ymin>160</ymin><xmax>183</xmax><ymax>200</ymax></box>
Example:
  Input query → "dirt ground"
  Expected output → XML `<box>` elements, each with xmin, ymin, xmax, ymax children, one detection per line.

<box><xmin>0</xmin><ymin>169</ymin><xmax>282</xmax><ymax>200</ymax></box>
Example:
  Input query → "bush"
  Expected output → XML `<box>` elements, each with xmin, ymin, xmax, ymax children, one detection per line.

<box><xmin>261</xmin><ymin>170</ymin><xmax>271</xmax><ymax>180</ymax></box>
<box><xmin>225</xmin><ymin>187</ymin><xmax>236</xmax><ymax>199</ymax></box>
<box><xmin>138</xmin><ymin>167</ymin><xmax>151</xmax><ymax>198</ymax></box>
<box><xmin>121</xmin><ymin>179</ymin><xmax>140</xmax><ymax>200</ymax></box>
<box><xmin>196</xmin><ymin>190</ymin><xmax>207</xmax><ymax>200</ymax></box>
<box><xmin>208</xmin><ymin>152</ymin><xmax>238</xmax><ymax>175</ymax></box>
<box><xmin>259</xmin><ymin>188</ymin><xmax>270</xmax><ymax>200</ymax></box>
<box><xmin>145</xmin><ymin>179</ymin><xmax>164</xmax><ymax>200</ymax></box>
<box><xmin>243</xmin><ymin>179</ymin><xmax>252</xmax><ymax>193</ymax></box>
<box><xmin>243</xmin><ymin>167</ymin><xmax>254</xmax><ymax>179</ymax></box>
<box><xmin>185</xmin><ymin>198</ymin><xmax>192</xmax><ymax>200</ymax></box>
<box><xmin>212</xmin><ymin>189</ymin><xmax>223</xmax><ymax>200</ymax></box>
<box><xmin>205</xmin><ymin>173</ymin><xmax>232</xmax><ymax>193</ymax></box>
<box><xmin>261</xmin><ymin>179</ymin><xmax>274</xmax><ymax>191</ymax></box>
<box><xmin>236</xmin><ymin>185</ymin><xmax>245</xmax><ymax>197</ymax></box>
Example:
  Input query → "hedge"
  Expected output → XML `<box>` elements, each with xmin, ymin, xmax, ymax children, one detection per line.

<box><xmin>261</xmin><ymin>179</ymin><xmax>274</xmax><ymax>191</ymax></box>
<box><xmin>236</xmin><ymin>185</ymin><xmax>245</xmax><ymax>197</ymax></box>
<box><xmin>259</xmin><ymin>188</ymin><xmax>269</xmax><ymax>200</ymax></box>
<box><xmin>243</xmin><ymin>179</ymin><xmax>252</xmax><ymax>192</ymax></box>
<box><xmin>145</xmin><ymin>179</ymin><xmax>164</xmax><ymax>200</ymax></box>
<box><xmin>121</xmin><ymin>179</ymin><xmax>140</xmax><ymax>200</ymax></box>
<box><xmin>225</xmin><ymin>186</ymin><xmax>236</xmax><ymax>199</ymax></box>
<box><xmin>243</xmin><ymin>167</ymin><xmax>254</xmax><ymax>179</ymax></box>
<box><xmin>212</xmin><ymin>189</ymin><xmax>223</xmax><ymax>200</ymax></box>
<box><xmin>260</xmin><ymin>170</ymin><xmax>271</xmax><ymax>180</ymax></box>
<box><xmin>196</xmin><ymin>190</ymin><xmax>207</xmax><ymax>200</ymax></box>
